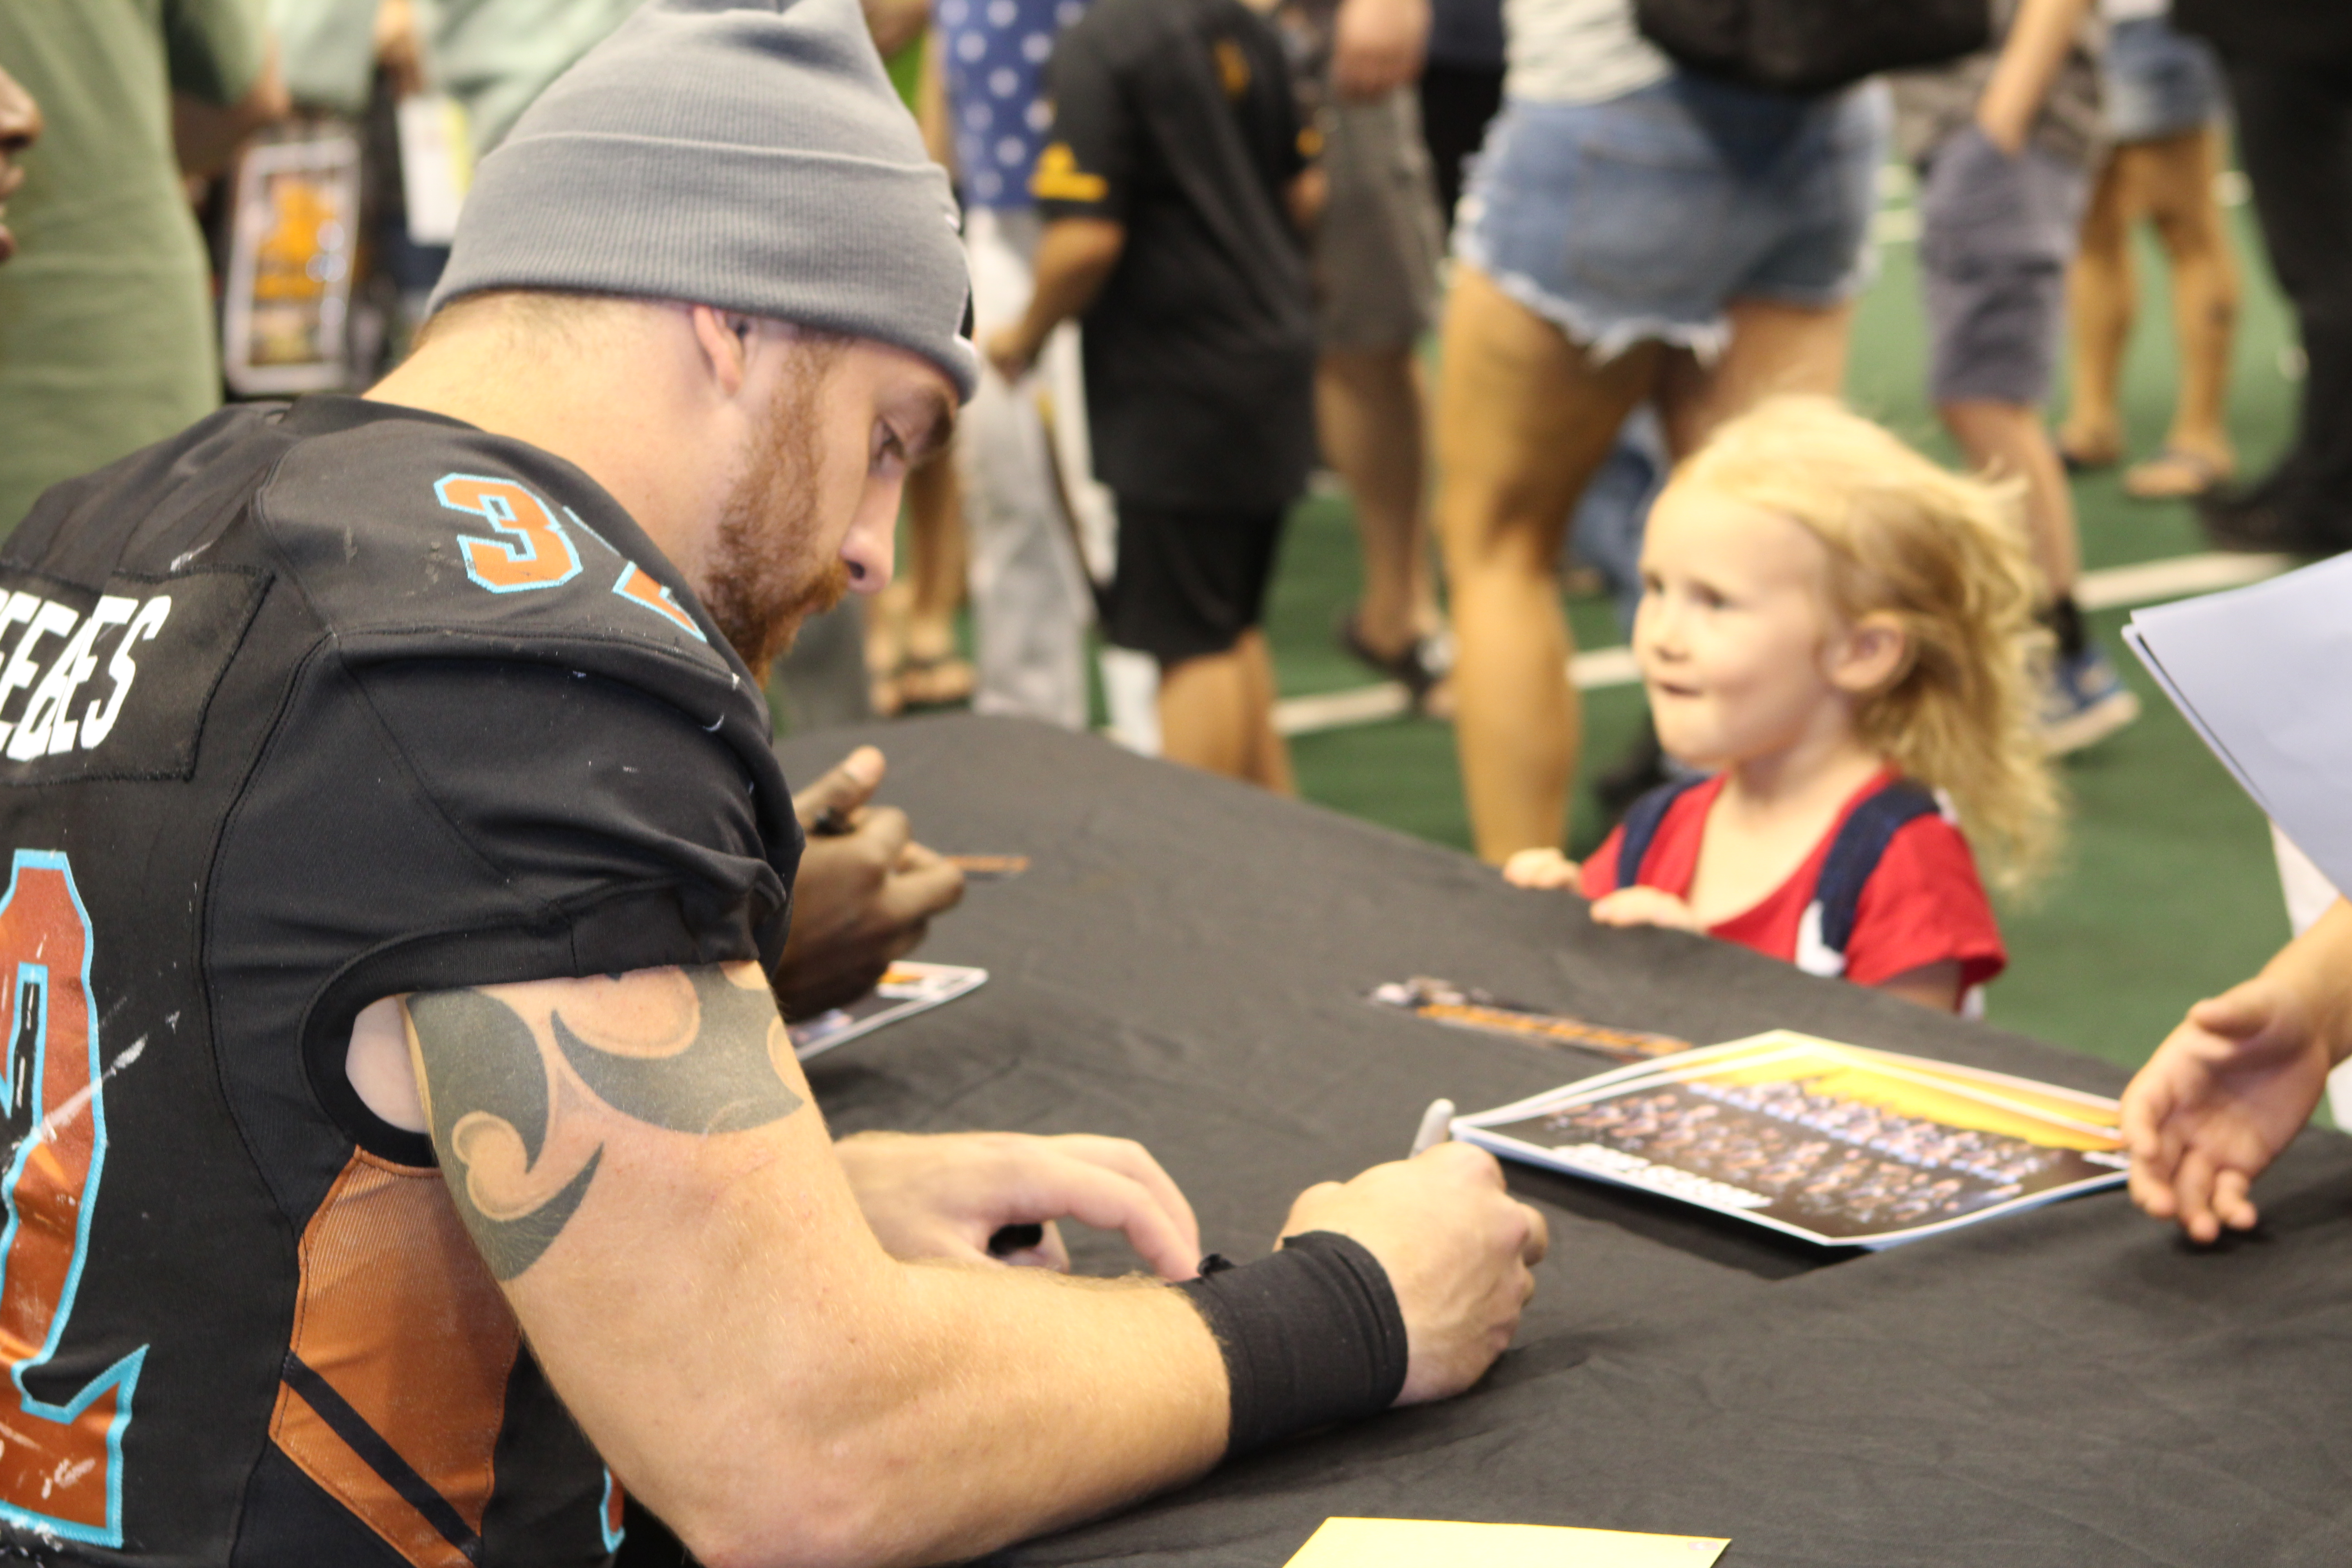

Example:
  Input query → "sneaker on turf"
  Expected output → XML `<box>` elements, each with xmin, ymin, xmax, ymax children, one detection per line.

<box><xmin>2039</xmin><ymin>644</ymin><xmax>2141</xmax><ymax>755</ymax></box>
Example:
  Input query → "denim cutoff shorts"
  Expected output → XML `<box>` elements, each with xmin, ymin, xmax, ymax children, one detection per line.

<box><xmin>2104</xmin><ymin>16</ymin><xmax>2227</xmax><ymax>144</ymax></box>
<box><xmin>1455</xmin><ymin>72</ymin><xmax>1889</xmax><ymax>360</ymax></box>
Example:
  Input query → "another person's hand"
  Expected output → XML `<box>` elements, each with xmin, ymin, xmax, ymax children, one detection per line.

<box><xmin>983</xmin><ymin>323</ymin><xmax>1038</xmax><ymax>386</ymax></box>
<box><xmin>836</xmin><ymin>1130</ymin><xmax>1205</xmax><ymax>1279</ymax></box>
<box><xmin>0</xmin><ymin>65</ymin><xmax>42</xmax><ymax>265</ymax></box>
<box><xmin>776</xmin><ymin>746</ymin><xmax>965</xmax><ymax>1017</ymax></box>
<box><xmin>1588</xmin><ymin>885</ymin><xmax>1702</xmax><ymax>933</ymax></box>
<box><xmin>1972</xmin><ymin>103</ymin><xmax>2032</xmax><ymax>158</ymax></box>
<box><xmin>374</xmin><ymin>0</ymin><xmax>427</xmax><ymax>99</ymax></box>
<box><xmin>1502</xmin><ymin>848</ymin><xmax>1580</xmax><ymax>891</ymax></box>
<box><xmin>1331</xmin><ymin>0</ymin><xmax>1431</xmax><ymax>102</ymax></box>
<box><xmin>1279</xmin><ymin>1141</ymin><xmax>1546</xmax><ymax>1405</ymax></box>
<box><xmin>860</xmin><ymin>0</ymin><xmax>930</xmax><ymax>59</ymax></box>
<box><xmin>2122</xmin><ymin>974</ymin><xmax>2335</xmax><ymax>1243</ymax></box>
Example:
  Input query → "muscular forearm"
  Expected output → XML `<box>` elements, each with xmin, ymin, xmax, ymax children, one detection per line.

<box><xmin>410</xmin><ymin>964</ymin><xmax>1227</xmax><ymax>1568</ymax></box>
<box><xmin>519</xmin><ymin>1129</ymin><xmax>1225</xmax><ymax>1568</ymax></box>
<box><xmin>794</xmin><ymin>1263</ymin><xmax>1228</xmax><ymax>1565</ymax></box>
<box><xmin>1975</xmin><ymin>0</ymin><xmax>2094</xmax><ymax>153</ymax></box>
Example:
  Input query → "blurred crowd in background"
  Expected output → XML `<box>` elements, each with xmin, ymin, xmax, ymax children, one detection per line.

<box><xmin>0</xmin><ymin>0</ymin><xmax>2345</xmax><ymax>856</ymax></box>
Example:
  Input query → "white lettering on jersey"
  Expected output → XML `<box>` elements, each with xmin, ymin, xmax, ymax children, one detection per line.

<box><xmin>12</xmin><ymin>597</ymin><xmax>135</xmax><ymax>760</ymax></box>
<box><xmin>0</xmin><ymin>599</ymin><xmax>80</xmax><ymax>751</ymax></box>
<box><xmin>0</xmin><ymin>591</ymin><xmax>178</xmax><ymax>762</ymax></box>
<box><xmin>72</xmin><ymin>597</ymin><xmax>170</xmax><ymax>753</ymax></box>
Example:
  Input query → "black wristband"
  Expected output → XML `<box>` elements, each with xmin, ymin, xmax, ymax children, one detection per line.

<box><xmin>1174</xmin><ymin>1231</ymin><xmax>1408</xmax><ymax>1458</ymax></box>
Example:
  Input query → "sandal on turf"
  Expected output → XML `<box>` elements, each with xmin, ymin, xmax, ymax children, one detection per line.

<box><xmin>2058</xmin><ymin>434</ymin><xmax>2122</xmax><ymax>473</ymax></box>
<box><xmin>1338</xmin><ymin>613</ymin><xmax>1453</xmax><ymax>710</ymax></box>
<box><xmin>2122</xmin><ymin>447</ymin><xmax>2234</xmax><ymax>502</ymax></box>
<box><xmin>896</xmin><ymin>650</ymin><xmax>975</xmax><ymax>709</ymax></box>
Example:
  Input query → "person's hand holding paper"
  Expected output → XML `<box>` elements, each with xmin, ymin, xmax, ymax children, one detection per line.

<box><xmin>2123</xmin><ymin>559</ymin><xmax>2352</xmax><ymax>1238</ymax></box>
<box><xmin>2122</xmin><ymin>901</ymin><xmax>2352</xmax><ymax>1241</ymax></box>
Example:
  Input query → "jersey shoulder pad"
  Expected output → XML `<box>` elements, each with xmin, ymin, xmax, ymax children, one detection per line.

<box><xmin>256</xmin><ymin>408</ymin><xmax>731</xmax><ymax>672</ymax></box>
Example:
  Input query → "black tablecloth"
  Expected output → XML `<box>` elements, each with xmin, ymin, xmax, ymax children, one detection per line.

<box><xmin>776</xmin><ymin>715</ymin><xmax>2352</xmax><ymax>1568</ymax></box>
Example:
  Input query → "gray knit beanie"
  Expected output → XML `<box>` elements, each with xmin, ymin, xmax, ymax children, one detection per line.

<box><xmin>428</xmin><ymin>0</ymin><xmax>977</xmax><ymax>399</ymax></box>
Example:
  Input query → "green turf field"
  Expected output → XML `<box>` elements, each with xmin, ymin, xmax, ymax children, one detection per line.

<box><xmin>1270</xmin><ymin>194</ymin><xmax>2306</xmax><ymax>1078</ymax></box>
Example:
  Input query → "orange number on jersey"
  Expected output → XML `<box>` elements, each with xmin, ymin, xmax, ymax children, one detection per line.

<box><xmin>612</xmin><ymin>563</ymin><xmax>707</xmax><ymax>642</ymax></box>
<box><xmin>435</xmin><ymin>475</ymin><xmax>583</xmax><ymax>594</ymax></box>
<box><xmin>0</xmin><ymin>853</ymin><xmax>144</xmax><ymax>1547</ymax></box>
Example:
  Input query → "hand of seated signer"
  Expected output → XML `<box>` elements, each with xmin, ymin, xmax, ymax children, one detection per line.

<box><xmin>1280</xmin><ymin>1142</ymin><xmax>1548</xmax><ymax>1406</ymax></box>
<box><xmin>836</xmin><ymin>1130</ymin><xmax>1205</xmax><ymax>1280</ymax></box>
<box><xmin>2122</xmin><ymin>973</ymin><xmax>2334</xmax><ymax>1245</ymax></box>
<box><xmin>777</xmin><ymin>745</ymin><xmax>965</xmax><ymax>1019</ymax></box>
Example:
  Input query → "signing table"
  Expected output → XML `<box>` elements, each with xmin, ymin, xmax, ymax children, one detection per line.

<box><xmin>778</xmin><ymin>715</ymin><xmax>2352</xmax><ymax>1568</ymax></box>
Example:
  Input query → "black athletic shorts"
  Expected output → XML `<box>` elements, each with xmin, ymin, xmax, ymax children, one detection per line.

<box><xmin>1099</xmin><ymin>502</ymin><xmax>1287</xmax><ymax>668</ymax></box>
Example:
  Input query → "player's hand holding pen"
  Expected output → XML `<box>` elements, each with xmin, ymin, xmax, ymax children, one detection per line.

<box><xmin>776</xmin><ymin>745</ymin><xmax>965</xmax><ymax>1018</ymax></box>
<box><xmin>1280</xmin><ymin>1140</ymin><xmax>1547</xmax><ymax>1406</ymax></box>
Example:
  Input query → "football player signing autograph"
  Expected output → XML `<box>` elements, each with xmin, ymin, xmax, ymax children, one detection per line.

<box><xmin>0</xmin><ymin>0</ymin><xmax>1543</xmax><ymax>1562</ymax></box>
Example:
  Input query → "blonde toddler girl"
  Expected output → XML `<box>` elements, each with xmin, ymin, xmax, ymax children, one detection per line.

<box><xmin>1506</xmin><ymin>397</ymin><xmax>2061</xmax><ymax>1013</ymax></box>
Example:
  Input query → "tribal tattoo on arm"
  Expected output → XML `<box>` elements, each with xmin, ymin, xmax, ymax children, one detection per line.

<box><xmin>407</xmin><ymin>966</ymin><xmax>806</xmax><ymax>1280</ymax></box>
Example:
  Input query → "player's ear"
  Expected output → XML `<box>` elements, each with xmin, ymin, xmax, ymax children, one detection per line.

<box><xmin>688</xmin><ymin>304</ymin><xmax>754</xmax><ymax>398</ymax></box>
<box><xmin>1830</xmin><ymin>611</ymin><xmax>1910</xmax><ymax>695</ymax></box>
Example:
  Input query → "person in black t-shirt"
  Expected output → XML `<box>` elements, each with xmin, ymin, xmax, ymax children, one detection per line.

<box><xmin>0</xmin><ymin>0</ymin><xmax>1544</xmax><ymax>1562</ymax></box>
<box><xmin>985</xmin><ymin>0</ymin><xmax>1320</xmax><ymax>789</ymax></box>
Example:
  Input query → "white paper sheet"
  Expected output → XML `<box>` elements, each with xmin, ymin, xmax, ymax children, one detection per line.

<box><xmin>2125</xmin><ymin>552</ymin><xmax>2352</xmax><ymax>897</ymax></box>
<box><xmin>1283</xmin><ymin>1518</ymin><xmax>1729</xmax><ymax>1567</ymax></box>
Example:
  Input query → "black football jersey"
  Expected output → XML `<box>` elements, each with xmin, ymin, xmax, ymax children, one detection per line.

<box><xmin>0</xmin><ymin>397</ymin><xmax>801</xmax><ymax>1564</ymax></box>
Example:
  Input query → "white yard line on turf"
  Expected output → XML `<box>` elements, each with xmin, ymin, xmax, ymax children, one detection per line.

<box><xmin>1272</xmin><ymin>551</ymin><xmax>2292</xmax><ymax>739</ymax></box>
<box><xmin>2071</xmin><ymin>550</ymin><xmax>2288</xmax><ymax>611</ymax></box>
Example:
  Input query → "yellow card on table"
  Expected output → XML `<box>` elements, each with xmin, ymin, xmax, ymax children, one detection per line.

<box><xmin>1283</xmin><ymin>1517</ymin><xmax>1729</xmax><ymax>1567</ymax></box>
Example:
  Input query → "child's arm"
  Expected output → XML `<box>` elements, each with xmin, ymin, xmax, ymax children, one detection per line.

<box><xmin>1872</xmin><ymin>960</ymin><xmax>1965</xmax><ymax>1013</ymax></box>
<box><xmin>1973</xmin><ymin>0</ymin><xmax>2096</xmax><ymax>155</ymax></box>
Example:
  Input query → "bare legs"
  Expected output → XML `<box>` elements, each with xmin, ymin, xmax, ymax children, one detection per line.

<box><xmin>867</xmin><ymin>453</ymin><xmax>974</xmax><ymax>714</ymax></box>
<box><xmin>1156</xmin><ymin>630</ymin><xmax>1294</xmax><ymax>793</ymax></box>
<box><xmin>2061</xmin><ymin>123</ymin><xmax>2240</xmax><ymax>490</ymax></box>
<box><xmin>1318</xmin><ymin>347</ymin><xmax>1442</xmax><ymax>662</ymax></box>
<box><xmin>2061</xmin><ymin>149</ymin><xmax>2137</xmax><ymax>468</ymax></box>
<box><xmin>1940</xmin><ymin>399</ymin><xmax>2082</xmax><ymax>597</ymax></box>
<box><xmin>1434</xmin><ymin>268</ymin><xmax>1656</xmax><ymax>863</ymax></box>
<box><xmin>1656</xmin><ymin>296</ymin><xmax>1857</xmax><ymax>456</ymax></box>
<box><xmin>1433</xmin><ymin>268</ymin><xmax>1856</xmax><ymax>862</ymax></box>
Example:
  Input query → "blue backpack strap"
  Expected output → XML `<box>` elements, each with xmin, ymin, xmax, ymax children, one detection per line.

<box><xmin>1611</xmin><ymin>774</ymin><xmax>1710</xmax><ymax>891</ymax></box>
<box><xmin>1799</xmin><ymin>779</ymin><xmax>1945</xmax><ymax>974</ymax></box>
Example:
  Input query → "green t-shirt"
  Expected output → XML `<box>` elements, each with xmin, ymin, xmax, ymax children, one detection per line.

<box><xmin>428</xmin><ymin>0</ymin><xmax>644</xmax><ymax>158</ymax></box>
<box><xmin>885</xmin><ymin>31</ymin><xmax>926</xmax><ymax>110</ymax></box>
<box><xmin>0</xmin><ymin>0</ymin><xmax>267</xmax><ymax>535</ymax></box>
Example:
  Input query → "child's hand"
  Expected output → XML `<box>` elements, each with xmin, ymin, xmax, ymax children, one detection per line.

<box><xmin>1503</xmin><ymin>848</ymin><xmax>1581</xmax><ymax>890</ymax></box>
<box><xmin>1589</xmin><ymin>886</ymin><xmax>1704</xmax><ymax>934</ymax></box>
